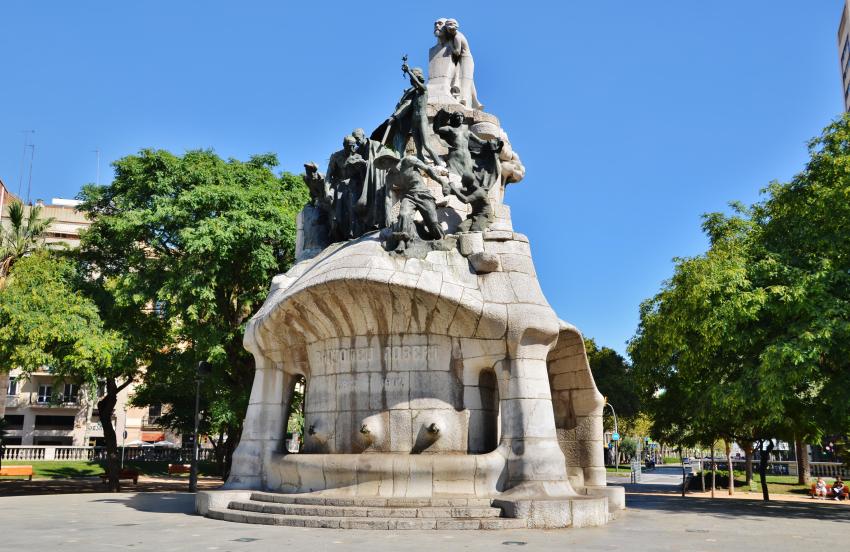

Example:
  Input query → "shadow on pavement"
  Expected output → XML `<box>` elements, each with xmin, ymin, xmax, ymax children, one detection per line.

<box><xmin>93</xmin><ymin>492</ymin><xmax>198</xmax><ymax>515</ymax></box>
<box><xmin>628</xmin><ymin>492</ymin><xmax>850</xmax><ymax>523</ymax></box>
<box><xmin>0</xmin><ymin>477</ymin><xmax>222</xmax><ymax>497</ymax></box>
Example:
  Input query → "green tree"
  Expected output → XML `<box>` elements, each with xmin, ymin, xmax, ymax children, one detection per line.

<box><xmin>584</xmin><ymin>338</ymin><xmax>641</xmax><ymax>428</ymax></box>
<box><xmin>629</xmin><ymin>205</ymin><xmax>788</xmax><ymax>500</ymax></box>
<box><xmin>630</xmin><ymin>115</ymin><xmax>850</xmax><ymax>501</ymax></box>
<box><xmin>618</xmin><ymin>437</ymin><xmax>638</xmax><ymax>462</ymax></box>
<box><xmin>0</xmin><ymin>201</ymin><xmax>54</xmax><ymax>284</ymax></box>
<box><xmin>0</xmin><ymin>252</ymin><xmax>132</xmax><ymax>489</ymax></box>
<box><xmin>751</xmin><ymin>116</ymin><xmax>850</xmax><ymax>451</ymax></box>
<box><xmin>77</xmin><ymin>149</ymin><xmax>308</xmax><ymax>477</ymax></box>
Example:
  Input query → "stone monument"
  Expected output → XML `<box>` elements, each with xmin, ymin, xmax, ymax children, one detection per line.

<box><xmin>198</xmin><ymin>19</ymin><xmax>624</xmax><ymax>530</ymax></box>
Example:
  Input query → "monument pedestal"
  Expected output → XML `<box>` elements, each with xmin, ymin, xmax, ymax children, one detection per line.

<box><xmin>200</xmin><ymin>229</ymin><xmax>622</xmax><ymax>528</ymax></box>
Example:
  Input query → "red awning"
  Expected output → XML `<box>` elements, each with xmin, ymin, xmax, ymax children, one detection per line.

<box><xmin>141</xmin><ymin>432</ymin><xmax>165</xmax><ymax>442</ymax></box>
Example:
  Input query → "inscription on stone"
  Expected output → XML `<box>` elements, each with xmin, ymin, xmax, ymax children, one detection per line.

<box><xmin>319</xmin><ymin>344</ymin><xmax>438</xmax><ymax>371</ymax></box>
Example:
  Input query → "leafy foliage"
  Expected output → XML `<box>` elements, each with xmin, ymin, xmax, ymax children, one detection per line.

<box><xmin>0</xmin><ymin>252</ymin><xmax>124</xmax><ymax>382</ymax></box>
<box><xmin>76</xmin><ymin>149</ymin><xmax>308</xmax><ymax>476</ymax></box>
<box><xmin>629</xmin><ymin>114</ymin><xmax>850</xmax><ymax>500</ymax></box>
<box><xmin>618</xmin><ymin>437</ymin><xmax>638</xmax><ymax>461</ymax></box>
<box><xmin>585</xmin><ymin>338</ymin><xmax>641</xmax><ymax>424</ymax></box>
<box><xmin>0</xmin><ymin>251</ymin><xmax>132</xmax><ymax>487</ymax></box>
<box><xmin>0</xmin><ymin>201</ymin><xmax>54</xmax><ymax>283</ymax></box>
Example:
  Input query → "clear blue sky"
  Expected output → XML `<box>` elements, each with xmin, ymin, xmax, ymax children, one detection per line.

<box><xmin>0</xmin><ymin>1</ymin><xmax>845</xmax><ymax>356</ymax></box>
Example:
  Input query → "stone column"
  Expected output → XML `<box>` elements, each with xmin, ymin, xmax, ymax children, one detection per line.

<box><xmin>225</xmin><ymin>353</ymin><xmax>291</xmax><ymax>490</ymax></box>
<box><xmin>498</xmin><ymin>303</ymin><xmax>575</xmax><ymax>498</ymax></box>
<box><xmin>576</xmin><ymin>410</ymin><xmax>606</xmax><ymax>487</ymax></box>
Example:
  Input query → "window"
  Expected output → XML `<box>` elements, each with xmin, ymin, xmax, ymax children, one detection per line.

<box><xmin>3</xmin><ymin>415</ymin><xmax>24</xmax><ymax>429</ymax></box>
<box><xmin>62</xmin><ymin>383</ymin><xmax>79</xmax><ymax>404</ymax></box>
<box><xmin>148</xmin><ymin>404</ymin><xmax>162</xmax><ymax>418</ymax></box>
<box><xmin>7</xmin><ymin>377</ymin><xmax>17</xmax><ymax>396</ymax></box>
<box><xmin>37</xmin><ymin>384</ymin><xmax>53</xmax><ymax>404</ymax></box>
<box><xmin>34</xmin><ymin>415</ymin><xmax>75</xmax><ymax>429</ymax></box>
<box><xmin>153</xmin><ymin>301</ymin><xmax>166</xmax><ymax>317</ymax></box>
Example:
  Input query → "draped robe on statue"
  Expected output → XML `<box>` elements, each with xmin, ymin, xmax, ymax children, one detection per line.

<box><xmin>353</xmin><ymin>139</ymin><xmax>391</xmax><ymax>232</ymax></box>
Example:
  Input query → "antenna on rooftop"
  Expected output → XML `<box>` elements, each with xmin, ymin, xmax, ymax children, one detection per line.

<box><xmin>17</xmin><ymin>130</ymin><xmax>35</xmax><ymax>197</ymax></box>
<box><xmin>25</xmin><ymin>144</ymin><xmax>35</xmax><ymax>205</ymax></box>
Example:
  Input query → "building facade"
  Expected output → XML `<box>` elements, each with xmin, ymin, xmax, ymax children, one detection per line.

<box><xmin>839</xmin><ymin>1</ymin><xmax>850</xmax><ymax>111</ymax></box>
<box><xmin>3</xmin><ymin>368</ymin><xmax>177</xmax><ymax>447</ymax></box>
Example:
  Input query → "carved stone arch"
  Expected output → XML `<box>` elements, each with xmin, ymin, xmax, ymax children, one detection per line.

<box><xmin>546</xmin><ymin>320</ymin><xmax>606</xmax><ymax>490</ymax></box>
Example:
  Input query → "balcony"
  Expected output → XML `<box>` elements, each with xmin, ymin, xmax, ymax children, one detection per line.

<box><xmin>141</xmin><ymin>416</ymin><xmax>162</xmax><ymax>429</ymax></box>
<box><xmin>4</xmin><ymin>395</ymin><xmax>27</xmax><ymax>409</ymax></box>
<box><xmin>31</xmin><ymin>395</ymin><xmax>81</xmax><ymax>408</ymax></box>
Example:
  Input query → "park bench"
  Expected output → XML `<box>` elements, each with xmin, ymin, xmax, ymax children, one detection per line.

<box><xmin>0</xmin><ymin>465</ymin><xmax>34</xmax><ymax>480</ymax></box>
<box><xmin>99</xmin><ymin>468</ymin><xmax>139</xmax><ymax>485</ymax></box>
<box><xmin>810</xmin><ymin>482</ymin><xmax>849</xmax><ymax>499</ymax></box>
<box><xmin>168</xmin><ymin>463</ymin><xmax>191</xmax><ymax>475</ymax></box>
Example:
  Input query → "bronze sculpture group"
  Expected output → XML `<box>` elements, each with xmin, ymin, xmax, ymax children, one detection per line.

<box><xmin>302</xmin><ymin>20</ymin><xmax>503</xmax><ymax>254</ymax></box>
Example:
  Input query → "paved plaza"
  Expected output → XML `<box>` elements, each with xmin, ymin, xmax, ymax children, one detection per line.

<box><xmin>0</xmin><ymin>484</ymin><xmax>847</xmax><ymax>552</ymax></box>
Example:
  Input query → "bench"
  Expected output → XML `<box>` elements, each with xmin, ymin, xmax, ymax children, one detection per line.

<box><xmin>0</xmin><ymin>465</ymin><xmax>34</xmax><ymax>480</ymax></box>
<box><xmin>168</xmin><ymin>463</ymin><xmax>191</xmax><ymax>475</ymax></box>
<box><xmin>810</xmin><ymin>482</ymin><xmax>849</xmax><ymax>499</ymax></box>
<box><xmin>99</xmin><ymin>468</ymin><xmax>139</xmax><ymax>485</ymax></box>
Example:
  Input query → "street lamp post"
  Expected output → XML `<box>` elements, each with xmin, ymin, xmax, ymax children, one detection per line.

<box><xmin>189</xmin><ymin>361</ymin><xmax>212</xmax><ymax>493</ymax></box>
<box><xmin>605</xmin><ymin>400</ymin><xmax>619</xmax><ymax>474</ymax></box>
<box><xmin>120</xmin><ymin>406</ymin><xmax>127</xmax><ymax>469</ymax></box>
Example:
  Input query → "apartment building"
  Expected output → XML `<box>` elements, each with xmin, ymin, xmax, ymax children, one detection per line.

<box><xmin>839</xmin><ymin>0</ymin><xmax>850</xmax><ymax>111</ymax></box>
<box><xmin>3</xmin><ymin>368</ymin><xmax>177</xmax><ymax>446</ymax></box>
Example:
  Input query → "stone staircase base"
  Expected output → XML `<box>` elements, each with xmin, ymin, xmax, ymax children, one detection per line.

<box><xmin>198</xmin><ymin>490</ymin><xmax>610</xmax><ymax>529</ymax></box>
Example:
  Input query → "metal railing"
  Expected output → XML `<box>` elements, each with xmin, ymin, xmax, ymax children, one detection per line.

<box><xmin>810</xmin><ymin>462</ymin><xmax>850</xmax><ymax>478</ymax></box>
<box><xmin>1</xmin><ymin>445</ymin><xmax>215</xmax><ymax>462</ymax></box>
<box><xmin>693</xmin><ymin>458</ymin><xmax>849</xmax><ymax>479</ymax></box>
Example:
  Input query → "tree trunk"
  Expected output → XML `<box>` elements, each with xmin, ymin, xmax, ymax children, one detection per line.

<box><xmin>758</xmin><ymin>439</ymin><xmax>773</xmax><ymax>502</ymax></box>
<box><xmin>744</xmin><ymin>442</ymin><xmax>754</xmax><ymax>486</ymax></box>
<box><xmin>710</xmin><ymin>443</ymin><xmax>716</xmax><ymax>498</ymax></box>
<box><xmin>212</xmin><ymin>432</ymin><xmax>226</xmax><ymax>481</ymax></box>
<box><xmin>680</xmin><ymin>446</ymin><xmax>686</xmax><ymax>497</ymax></box>
<box><xmin>97</xmin><ymin>379</ymin><xmax>121</xmax><ymax>492</ymax></box>
<box><xmin>725</xmin><ymin>439</ymin><xmax>735</xmax><ymax>495</ymax></box>
<box><xmin>221</xmin><ymin>422</ymin><xmax>242</xmax><ymax>481</ymax></box>
<box><xmin>796</xmin><ymin>440</ymin><xmax>811</xmax><ymax>485</ymax></box>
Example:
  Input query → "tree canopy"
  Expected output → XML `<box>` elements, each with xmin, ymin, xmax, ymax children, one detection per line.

<box><xmin>0</xmin><ymin>201</ymin><xmax>54</xmax><ymax>284</ymax></box>
<box><xmin>0</xmin><ymin>251</ymin><xmax>135</xmax><ymax>489</ymax></box>
<box><xmin>629</xmin><ymin>115</ymin><xmax>850</xmax><ymax>499</ymax></box>
<box><xmin>77</xmin><ymin>149</ymin><xmax>308</xmax><ymax>475</ymax></box>
<box><xmin>0</xmin><ymin>251</ymin><xmax>124</xmax><ymax>382</ymax></box>
<box><xmin>584</xmin><ymin>338</ymin><xmax>641</xmax><ymax>422</ymax></box>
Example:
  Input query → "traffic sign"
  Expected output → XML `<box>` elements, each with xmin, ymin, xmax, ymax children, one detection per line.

<box><xmin>611</xmin><ymin>432</ymin><xmax>620</xmax><ymax>441</ymax></box>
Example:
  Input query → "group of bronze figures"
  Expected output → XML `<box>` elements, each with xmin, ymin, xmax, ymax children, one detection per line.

<box><xmin>302</xmin><ymin>58</ymin><xmax>503</xmax><ymax>254</ymax></box>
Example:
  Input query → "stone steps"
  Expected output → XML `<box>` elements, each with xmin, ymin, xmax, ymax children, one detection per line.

<box><xmin>230</xmin><ymin>498</ymin><xmax>503</xmax><ymax>519</ymax></box>
<box><xmin>248</xmin><ymin>492</ymin><xmax>494</xmax><ymax>508</ymax></box>
<box><xmin>207</xmin><ymin>507</ymin><xmax>528</xmax><ymax>530</ymax></box>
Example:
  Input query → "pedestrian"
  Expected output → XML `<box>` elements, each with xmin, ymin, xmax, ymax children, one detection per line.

<box><xmin>831</xmin><ymin>477</ymin><xmax>845</xmax><ymax>501</ymax></box>
<box><xmin>813</xmin><ymin>477</ymin><xmax>828</xmax><ymax>499</ymax></box>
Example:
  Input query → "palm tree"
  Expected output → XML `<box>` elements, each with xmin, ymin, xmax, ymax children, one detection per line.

<box><xmin>0</xmin><ymin>201</ymin><xmax>54</xmax><ymax>284</ymax></box>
